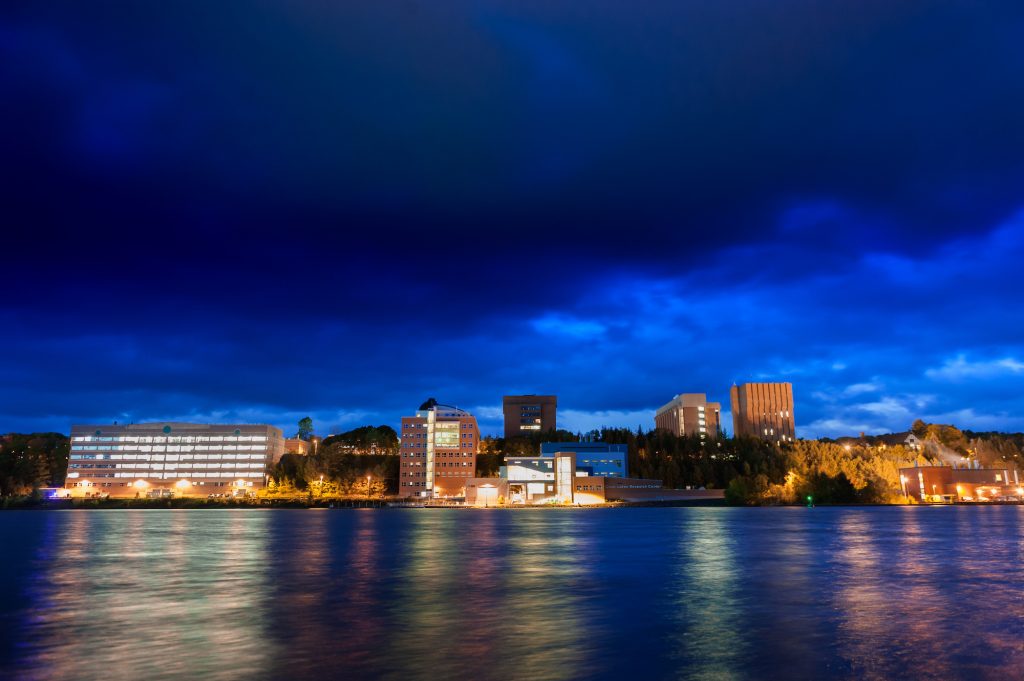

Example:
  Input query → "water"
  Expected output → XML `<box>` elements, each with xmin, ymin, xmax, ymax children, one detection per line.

<box><xmin>1</xmin><ymin>507</ymin><xmax>1021</xmax><ymax>680</ymax></box>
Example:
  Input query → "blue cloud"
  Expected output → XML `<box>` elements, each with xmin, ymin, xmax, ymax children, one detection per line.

<box><xmin>4</xmin><ymin>2</ymin><xmax>1024</xmax><ymax>439</ymax></box>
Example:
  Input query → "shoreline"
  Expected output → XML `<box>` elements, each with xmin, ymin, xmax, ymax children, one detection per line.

<box><xmin>1</xmin><ymin>497</ymin><xmax>1021</xmax><ymax>510</ymax></box>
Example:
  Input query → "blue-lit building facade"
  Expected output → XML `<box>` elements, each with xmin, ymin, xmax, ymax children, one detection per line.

<box><xmin>466</xmin><ymin>447</ymin><xmax>682</xmax><ymax>506</ymax></box>
<box><xmin>539</xmin><ymin>442</ymin><xmax>628</xmax><ymax>477</ymax></box>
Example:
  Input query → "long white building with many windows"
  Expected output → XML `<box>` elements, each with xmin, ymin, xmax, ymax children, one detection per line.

<box><xmin>64</xmin><ymin>422</ymin><xmax>285</xmax><ymax>498</ymax></box>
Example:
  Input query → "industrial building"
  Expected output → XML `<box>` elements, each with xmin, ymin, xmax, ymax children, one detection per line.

<box><xmin>899</xmin><ymin>463</ymin><xmax>1022</xmax><ymax>502</ymax></box>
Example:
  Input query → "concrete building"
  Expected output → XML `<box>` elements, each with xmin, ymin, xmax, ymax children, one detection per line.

<box><xmin>284</xmin><ymin>437</ymin><xmax>310</xmax><ymax>455</ymax></box>
<box><xmin>503</xmin><ymin>395</ymin><xmax>557</xmax><ymax>439</ymax></box>
<box><xmin>539</xmin><ymin>441</ymin><xmax>628</xmax><ymax>477</ymax></box>
<box><xmin>399</xmin><ymin>403</ymin><xmax>480</xmax><ymax>498</ymax></box>
<box><xmin>730</xmin><ymin>382</ymin><xmax>795</xmax><ymax>443</ymax></box>
<box><xmin>503</xmin><ymin>451</ymin><xmax>580</xmax><ymax>504</ymax></box>
<box><xmin>654</xmin><ymin>393</ymin><xmax>721</xmax><ymax>439</ymax></box>
<box><xmin>899</xmin><ymin>463</ymin><xmax>1022</xmax><ymax>503</ymax></box>
<box><xmin>64</xmin><ymin>422</ymin><xmax>285</xmax><ymax>498</ymax></box>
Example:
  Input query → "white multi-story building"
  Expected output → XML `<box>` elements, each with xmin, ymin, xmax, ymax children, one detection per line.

<box><xmin>64</xmin><ymin>422</ymin><xmax>285</xmax><ymax>497</ymax></box>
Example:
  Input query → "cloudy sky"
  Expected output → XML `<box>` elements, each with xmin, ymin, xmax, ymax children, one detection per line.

<box><xmin>3</xmin><ymin>1</ymin><xmax>1024</xmax><ymax>438</ymax></box>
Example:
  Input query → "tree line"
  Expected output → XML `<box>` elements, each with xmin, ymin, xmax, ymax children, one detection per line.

<box><xmin>481</xmin><ymin>425</ymin><xmax>1018</xmax><ymax>505</ymax></box>
<box><xmin>265</xmin><ymin>420</ymin><xmax>399</xmax><ymax>496</ymax></box>
<box><xmin>0</xmin><ymin>433</ymin><xmax>70</xmax><ymax>497</ymax></box>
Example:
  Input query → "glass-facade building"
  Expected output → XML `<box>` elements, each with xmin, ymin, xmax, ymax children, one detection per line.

<box><xmin>65</xmin><ymin>422</ymin><xmax>285</xmax><ymax>497</ymax></box>
<box><xmin>538</xmin><ymin>442</ymin><xmax>628</xmax><ymax>477</ymax></box>
<box><xmin>503</xmin><ymin>452</ymin><xmax>577</xmax><ymax>504</ymax></box>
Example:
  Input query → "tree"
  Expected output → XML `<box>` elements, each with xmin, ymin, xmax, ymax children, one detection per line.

<box><xmin>0</xmin><ymin>433</ymin><xmax>70</xmax><ymax>497</ymax></box>
<box><xmin>320</xmin><ymin>425</ymin><xmax>399</xmax><ymax>455</ymax></box>
<box><xmin>296</xmin><ymin>417</ymin><xmax>314</xmax><ymax>441</ymax></box>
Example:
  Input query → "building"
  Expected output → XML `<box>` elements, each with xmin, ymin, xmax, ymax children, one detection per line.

<box><xmin>503</xmin><ymin>395</ymin><xmax>557</xmax><ymax>439</ymax></box>
<box><xmin>539</xmin><ymin>441</ymin><xmax>628</xmax><ymax>477</ymax></box>
<box><xmin>503</xmin><ymin>451</ymin><xmax>579</xmax><ymax>504</ymax></box>
<box><xmin>836</xmin><ymin>431</ymin><xmax>922</xmax><ymax>451</ymax></box>
<box><xmin>730</xmin><ymin>382</ymin><xmax>795</xmax><ymax>443</ymax></box>
<box><xmin>464</xmin><ymin>450</ymin><xmax>722</xmax><ymax>506</ymax></box>
<box><xmin>64</xmin><ymin>422</ymin><xmax>285</xmax><ymax>498</ymax></box>
<box><xmin>399</xmin><ymin>402</ymin><xmax>480</xmax><ymax>498</ymax></box>
<box><xmin>899</xmin><ymin>463</ymin><xmax>1022</xmax><ymax>503</ymax></box>
<box><xmin>284</xmin><ymin>437</ymin><xmax>310</xmax><ymax>455</ymax></box>
<box><xmin>654</xmin><ymin>393</ymin><xmax>721</xmax><ymax>439</ymax></box>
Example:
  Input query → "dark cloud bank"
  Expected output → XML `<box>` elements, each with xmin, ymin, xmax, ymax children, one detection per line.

<box><xmin>3</xmin><ymin>1</ymin><xmax>1024</xmax><ymax>436</ymax></box>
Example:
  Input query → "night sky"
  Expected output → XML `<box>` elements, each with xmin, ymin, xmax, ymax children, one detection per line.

<box><xmin>4</xmin><ymin>1</ymin><xmax>1024</xmax><ymax>438</ymax></box>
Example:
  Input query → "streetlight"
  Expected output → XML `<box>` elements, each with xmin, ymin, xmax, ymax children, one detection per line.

<box><xmin>366</xmin><ymin>475</ymin><xmax>372</xmax><ymax>500</ymax></box>
<box><xmin>318</xmin><ymin>474</ymin><xmax>324</xmax><ymax>499</ymax></box>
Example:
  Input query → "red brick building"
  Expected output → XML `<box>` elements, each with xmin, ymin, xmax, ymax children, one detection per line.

<box><xmin>730</xmin><ymin>382</ymin><xmax>795</xmax><ymax>443</ymax></box>
<box><xmin>502</xmin><ymin>395</ymin><xmax>557</xmax><ymax>439</ymax></box>
<box><xmin>399</xmin><ymin>403</ymin><xmax>479</xmax><ymax>498</ymax></box>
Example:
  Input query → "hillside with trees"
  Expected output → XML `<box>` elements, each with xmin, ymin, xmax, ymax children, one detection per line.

<box><xmin>265</xmin><ymin>449</ymin><xmax>397</xmax><ymax>497</ymax></box>
<box><xmin>0</xmin><ymin>433</ymin><xmax>70</xmax><ymax>497</ymax></box>
<box><xmin>480</xmin><ymin>426</ymin><xmax>943</xmax><ymax>505</ymax></box>
<box><xmin>265</xmin><ymin>423</ymin><xmax>400</xmax><ymax>497</ymax></box>
<box><xmin>320</xmin><ymin>425</ymin><xmax>399</xmax><ymax>456</ymax></box>
<box><xmin>908</xmin><ymin>419</ymin><xmax>1024</xmax><ymax>470</ymax></box>
<box><xmin>477</xmin><ymin>429</ymin><xmax>580</xmax><ymax>476</ymax></box>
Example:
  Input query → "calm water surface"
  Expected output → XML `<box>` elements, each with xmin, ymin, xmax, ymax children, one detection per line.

<box><xmin>1</xmin><ymin>507</ymin><xmax>1021</xmax><ymax>680</ymax></box>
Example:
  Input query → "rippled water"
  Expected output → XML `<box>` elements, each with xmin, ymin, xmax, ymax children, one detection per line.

<box><xmin>1</xmin><ymin>507</ymin><xmax>1022</xmax><ymax>680</ymax></box>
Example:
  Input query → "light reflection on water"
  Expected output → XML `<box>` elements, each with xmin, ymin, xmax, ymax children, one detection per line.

<box><xmin>1</xmin><ymin>507</ymin><xmax>1022</xmax><ymax>681</ymax></box>
<box><xmin>672</xmin><ymin>510</ymin><xmax>745</xmax><ymax>681</ymax></box>
<box><xmin>13</xmin><ymin>510</ymin><xmax>274</xmax><ymax>681</ymax></box>
<box><xmin>832</xmin><ymin>511</ymin><xmax>891</xmax><ymax>679</ymax></box>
